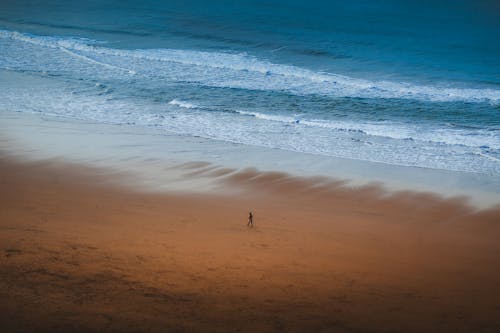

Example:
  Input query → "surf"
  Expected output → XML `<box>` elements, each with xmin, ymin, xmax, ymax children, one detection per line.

<box><xmin>1</xmin><ymin>28</ymin><xmax>499</xmax><ymax>104</ymax></box>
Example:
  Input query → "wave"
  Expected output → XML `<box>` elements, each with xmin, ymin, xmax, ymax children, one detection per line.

<box><xmin>168</xmin><ymin>99</ymin><xmax>198</xmax><ymax>109</ymax></box>
<box><xmin>235</xmin><ymin>110</ymin><xmax>500</xmax><ymax>149</ymax></box>
<box><xmin>2</xmin><ymin>71</ymin><xmax>499</xmax><ymax>175</ymax></box>
<box><xmin>1</xmin><ymin>29</ymin><xmax>499</xmax><ymax>104</ymax></box>
<box><xmin>0</xmin><ymin>17</ymin><xmax>152</xmax><ymax>37</ymax></box>
<box><xmin>59</xmin><ymin>46</ymin><xmax>136</xmax><ymax>74</ymax></box>
<box><xmin>475</xmin><ymin>151</ymin><xmax>500</xmax><ymax>163</ymax></box>
<box><xmin>236</xmin><ymin>110</ymin><xmax>300</xmax><ymax>123</ymax></box>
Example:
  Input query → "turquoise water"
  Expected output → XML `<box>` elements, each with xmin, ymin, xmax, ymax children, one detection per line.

<box><xmin>1</xmin><ymin>0</ymin><xmax>499</xmax><ymax>174</ymax></box>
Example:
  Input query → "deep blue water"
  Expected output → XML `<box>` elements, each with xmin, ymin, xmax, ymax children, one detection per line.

<box><xmin>1</xmin><ymin>0</ymin><xmax>499</xmax><ymax>174</ymax></box>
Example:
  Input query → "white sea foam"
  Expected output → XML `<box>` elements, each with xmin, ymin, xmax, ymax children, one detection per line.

<box><xmin>168</xmin><ymin>99</ymin><xmax>198</xmax><ymax>109</ymax></box>
<box><xmin>235</xmin><ymin>110</ymin><xmax>500</xmax><ymax>150</ymax></box>
<box><xmin>236</xmin><ymin>110</ymin><xmax>299</xmax><ymax>123</ymax></box>
<box><xmin>59</xmin><ymin>47</ymin><xmax>136</xmax><ymax>74</ymax></box>
<box><xmin>1</xmin><ymin>29</ymin><xmax>499</xmax><ymax>175</ymax></box>
<box><xmin>1</xmin><ymin>29</ymin><xmax>499</xmax><ymax>104</ymax></box>
<box><xmin>2</xmin><ymin>74</ymin><xmax>499</xmax><ymax>175</ymax></box>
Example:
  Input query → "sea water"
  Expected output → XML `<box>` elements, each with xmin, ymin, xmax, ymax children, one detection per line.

<box><xmin>1</xmin><ymin>0</ymin><xmax>499</xmax><ymax>175</ymax></box>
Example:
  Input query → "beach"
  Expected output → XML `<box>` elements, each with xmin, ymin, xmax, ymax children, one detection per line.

<box><xmin>1</xmin><ymin>1</ymin><xmax>500</xmax><ymax>331</ymax></box>
<box><xmin>1</xmin><ymin>140</ymin><xmax>500</xmax><ymax>332</ymax></box>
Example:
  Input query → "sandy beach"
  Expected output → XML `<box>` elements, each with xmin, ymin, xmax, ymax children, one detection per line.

<box><xmin>1</xmin><ymin>154</ymin><xmax>499</xmax><ymax>333</ymax></box>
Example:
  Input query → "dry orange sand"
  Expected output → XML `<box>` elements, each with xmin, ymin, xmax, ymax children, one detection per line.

<box><xmin>1</xmin><ymin>156</ymin><xmax>499</xmax><ymax>332</ymax></box>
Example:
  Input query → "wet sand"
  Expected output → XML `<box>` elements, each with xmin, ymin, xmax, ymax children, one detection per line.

<box><xmin>1</xmin><ymin>156</ymin><xmax>500</xmax><ymax>332</ymax></box>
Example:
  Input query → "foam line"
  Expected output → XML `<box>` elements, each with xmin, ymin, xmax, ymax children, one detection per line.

<box><xmin>59</xmin><ymin>47</ymin><xmax>136</xmax><ymax>74</ymax></box>
<box><xmin>1</xmin><ymin>29</ymin><xmax>499</xmax><ymax>104</ymax></box>
<box><xmin>168</xmin><ymin>99</ymin><xmax>198</xmax><ymax>109</ymax></box>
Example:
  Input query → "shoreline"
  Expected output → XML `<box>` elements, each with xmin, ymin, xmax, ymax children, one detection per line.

<box><xmin>1</xmin><ymin>110</ymin><xmax>500</xmax><ymax>208</ymax></box>
<box><xmin>1</xmin><ymin>153</ymin><xmax>500</xmax><ymax>332</ymax></box>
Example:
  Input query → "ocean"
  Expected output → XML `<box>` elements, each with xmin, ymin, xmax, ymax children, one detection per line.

<box><xmin>1</xmin><ymin>0</ymin><xmax>499</xmax><ymax>175</ymax></box>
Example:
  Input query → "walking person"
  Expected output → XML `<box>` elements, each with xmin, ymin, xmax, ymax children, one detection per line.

<box><xmin>247</xmin><ymin>211</ymin><xmax>254</xmax><ymax>227</ymax></box>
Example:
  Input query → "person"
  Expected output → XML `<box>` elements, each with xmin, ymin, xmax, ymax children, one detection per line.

<box><xmin>247</xmin><ymin>211</ymin><xmax>253</xmax><ymax>227</ymax></box>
